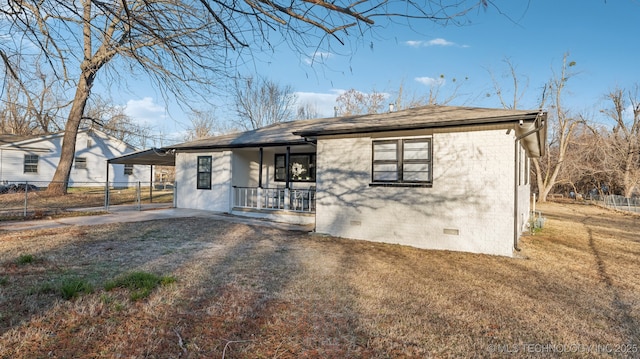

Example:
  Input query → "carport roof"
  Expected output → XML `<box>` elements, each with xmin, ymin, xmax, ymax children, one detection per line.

<box><xmin>107</xmin><ymin>148</ymin><xmax>175</xmax><ymax>166</ymax></box>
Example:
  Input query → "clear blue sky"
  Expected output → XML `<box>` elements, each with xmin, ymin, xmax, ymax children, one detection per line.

<box><xmin>117</xmin><ymin>0</ymin><xmax>640</xmax><ymax>145</ymax></box>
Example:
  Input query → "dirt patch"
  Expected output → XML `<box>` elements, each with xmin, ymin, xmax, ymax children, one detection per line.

<box><xmin>0</xmin><ymin>202</ymin><xmax>639</xmax><ymax>358</ymax></box>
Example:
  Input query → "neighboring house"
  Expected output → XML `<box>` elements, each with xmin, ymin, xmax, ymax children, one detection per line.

<box><xmin>168</xmin><ymin>105</ymin><xmax>547</xmax><ymax>257</ymax></box>
<box><xmin>0</xmin><ymin>127</ymin><xmax>151</xmax><ymax>187</ymax></box>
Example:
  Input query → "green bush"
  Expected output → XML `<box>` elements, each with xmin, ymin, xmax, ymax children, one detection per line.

<box><xmin>105</xmin><ymin>271</ymin><xmax>176</xmax><ymax>301</ymax></box>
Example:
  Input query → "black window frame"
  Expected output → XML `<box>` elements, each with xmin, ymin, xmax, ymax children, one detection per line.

<box><xmin>275</xmin><ymin>153</ymin><xmax>316</xmax><ymax>182</ymax></box>
<box><xmin>123</xmin><ymin>164</ymin><xmax>134</xmax><ymax>175</ymax></box>
<box><xmin>371</xmin><ymin>138</ymin><xmax>432</xmax><ymax>187</ymax></box>
<box><xmin>197</xmin><ymin>156</ymin><xmax>212</xmax><ymax>190</ymax></box>
<box><xmin>24</xmin><ymin>154</ymin><xmax>39</xmax><ymax>173</ymax></box>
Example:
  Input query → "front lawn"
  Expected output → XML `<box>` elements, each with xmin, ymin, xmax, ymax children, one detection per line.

<box><xmin>0</xmin><ymin>202</ymin><xmax>638</xmax><ymax>357</ymax></box>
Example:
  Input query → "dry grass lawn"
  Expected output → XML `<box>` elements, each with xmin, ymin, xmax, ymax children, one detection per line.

<box><xmin>0</xmin><ymin>202</ymin><xmax>638</xmax><ymax>358</ymax></box>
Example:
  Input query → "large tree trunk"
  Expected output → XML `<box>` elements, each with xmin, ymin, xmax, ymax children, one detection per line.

<box><xmin>46</xmin><ymin>72</ymin><xmax>94</xmax><ymax>195</ymax></box>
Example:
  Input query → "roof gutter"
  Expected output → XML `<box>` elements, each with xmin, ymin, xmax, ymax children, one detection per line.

<box><xmin>294</xmin><ymin>113</ymin><xmax>540</xmax><ymax>138</ymax></box>
<box><xmin>168</xmin><ymin>140</ymin><xmax>310</xmax><ymax>152</ymax></box>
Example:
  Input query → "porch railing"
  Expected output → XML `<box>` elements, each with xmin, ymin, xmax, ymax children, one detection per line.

<box><xmin>233</xmin><ymin>186</ymin><xmax>315</xmax><ymax>213</ymax></box>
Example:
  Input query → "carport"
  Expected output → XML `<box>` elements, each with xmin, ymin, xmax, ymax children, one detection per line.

<box><xmin>106</xmin><ymin>148</ymin><xmax>176</xmax><ymax>209</ymax></box>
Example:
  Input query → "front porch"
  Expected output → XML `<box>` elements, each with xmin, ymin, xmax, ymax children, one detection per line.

<box><xmin>229</xmin><ymin>145</ymin><xmax>317</xmax><ymax>225</ymax></box>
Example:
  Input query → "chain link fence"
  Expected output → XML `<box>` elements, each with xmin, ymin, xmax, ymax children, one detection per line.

<box><xmin>591</xmin><ymin>195</ymin><xmax>640</xmax><ymax>214</ymax></box>
<box><xmin>0</xmin><ymin>180</ymin><xmax>174</xmax><ymax>220</ymax></box>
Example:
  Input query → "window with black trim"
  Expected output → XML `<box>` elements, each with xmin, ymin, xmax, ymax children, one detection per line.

<box><xmin>124</xmin><ymin>164</ymin><xmax>134</xmax><ymax>175</ymax></box>
<box><xmin>24</xmin><ymin>154</ymin><xmax>38</xmax><ymax>173</ymax></box>
<box><xmin>197</xmin><ymin>156</ymin><xmax>212</xmax><ymax>189</ymax></box>
<box><xmin>75</xmin><ymin>157</ymin><xmax>87</xmax><ymax>169</ymax></box>
<box><xmin>372</xmin><ymin>138</ymin><xmax>432</xmax><ymax>184</ymax></box>
<box><xmin>275</xmin><ymin>153</ymin><xmax>316</xmax><ymax>182</ymax></box>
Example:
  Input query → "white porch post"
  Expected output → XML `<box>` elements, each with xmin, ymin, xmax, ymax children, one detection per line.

<box><xmin>257</xmin><ymin>147</ymin><xmax>263</xmax><ymax>210</ymax></box>
<box><xmin>285</xmin><ymin>146</ymin><xmax>290</xmax><ymax>210</ymax></box>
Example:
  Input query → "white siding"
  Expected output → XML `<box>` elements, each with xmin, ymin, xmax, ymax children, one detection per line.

<box><xmin>0</xmin><ymin>130</ymin><xmax>149</xmax><ymax>187</ymax></box>
<box><xmin>315</xmin><ymin>129</ymin><xmax>518</xmax><ymax>257</ymax></box>
<box><xmin>175</xmin><ymin>151</ymin><xmax>232</xmax><ymax>212</ymax></box>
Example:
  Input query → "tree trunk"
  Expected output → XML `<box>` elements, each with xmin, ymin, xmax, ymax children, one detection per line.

<box><xmin>46</xmin><ymin>72</ymin><xmax>94</xmax><ymax>195</ymax></box>
<box><xmin>623</xmin><ymin>154</ymin><xmax>635</xmax><ymax>198</ymax></box>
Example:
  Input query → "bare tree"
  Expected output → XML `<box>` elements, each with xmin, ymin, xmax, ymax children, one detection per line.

<box><xmin>83</xmin><ymin>97</ymin><xmax>152</xmax><ymax>148</ymax></box>
<box><xmin>486</xmin><ymin>57</ymin><xmax>529</xmax><ymax>110</ymax></box>
<box><xmin>600</xmin><ymin>86</ymin><xmax>640</xmax><ymax>197</ymax></box>
<box><xmin>532</xmin><ymin>54</ymin><xmax>583</xmax><ymax>202</ymax></box>
<box><xmin>487</xmin><ymin>53</ymin><xmax>582</xmax><ymax>202</ymax></box>
<box><xmin>1</xmin><ymin>0</ymin><xmax>491</xmax><ymax>194</ymax></box>
<box><xmin>553</xmin><ymin>122</ymin><xmax>608</xmax><ymax>197</ymax></box>
<box><xmin>297</xmin><ymin>102</ymin><xmax>320</xmax><ymax>120</ymax></box>
<box><xmin>422</xmin><ymin>75</ymin><xmax>468</xmax><ymax>106</ymax></box>
<box><xmin>335</xmin><ymin>88</ymin><xmax>387</xmax><ymax>116</ymax></box>
<box><xmin>0</xmin><ymin>57</ymin><xmax>66</xmax><ymax>135</ymax></box>
<box><xmin>184</xmin><ymin>109</ymin><xmax>226</xmax><ymax>141</ymax></box>
<box><xmin>232</xmin><ymin>76</ymin><xmax>297</xmax><ymax>130</ymax></box>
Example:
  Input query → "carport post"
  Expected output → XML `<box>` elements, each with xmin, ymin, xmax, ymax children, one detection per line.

<box><xmin>137</xmin><ymin>181</ymin><xmax>141</xmax><ymax>211</ymax></box>
<box><xmin>24</xmin><ymin>181</ymin><xmax>28</xmax><ymax>217</ymax></box>
<box><xmin>105</xmin><ymin>162</ymin><xmax>110</xmax><ymax>211</ymax></box>
<box><xmin>149</xmin><ymin>165</ymin><xmax>153</xmax><ymax>203</ymax></box>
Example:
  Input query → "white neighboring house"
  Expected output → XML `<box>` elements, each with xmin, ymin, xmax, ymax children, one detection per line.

<box><xmin>0</xmin><ymin>127</ymin><xmax>151</xmax><ymax>187</ymax></box>
<box><xmin>168</xmin><ymin>105</ymin><xmax>547</xmax><ymax>257</ymax></box>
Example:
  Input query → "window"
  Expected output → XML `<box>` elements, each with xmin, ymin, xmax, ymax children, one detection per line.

<box><xmin>275</xmin><ymin>153</ymin><xmax>316</xmax><ymax>182</ymax></box>
<box><xmin>24</xmin><ymin>154</ymin><xmax>38</xmax><ymax>173</ymax></box>
<box><xmin>197</xmin><ymin>156</ymin><xmax>212</xmax><ymax>189</ymax></box>
<box><xmin>124</xmin><ymin>164</ymin><xmax>134</xmax><ymax>175</ymax></box>
<box><xmin>75</xmin><ymin>157</ymin><xmax>87</xmax><ymax>169</ymax></box>
<box><xmin>372</xmin><ymin>138</ymin><xmax>432</xmax><ymax>185</ymax></box>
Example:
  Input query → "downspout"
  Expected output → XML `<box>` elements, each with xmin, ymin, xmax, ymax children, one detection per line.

<box><xmin>513</xmin><ymin>113</ymin><xmax>546</xmax><ymax>252</ymax></box>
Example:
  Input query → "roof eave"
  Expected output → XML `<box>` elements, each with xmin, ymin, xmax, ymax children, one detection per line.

<box><xmin>294</xmin><ymin>113</ymin><xmax>541</xmax><ymax>138</ymax></box>
<box><xmin>168</xmin><ymin>139</ymin><xmax>309</xmax><ymax>151</ymax></box>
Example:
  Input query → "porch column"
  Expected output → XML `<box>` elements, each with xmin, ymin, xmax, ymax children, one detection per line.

<box><xmin>149</xmin><ymin>165</ymin><xmax>153</xmax><ymax>203</ymax></box>
<box><xmin>285</xmin><ymin>146</ymin><xmax>290</xmax><ymax>210</ymax></box>
<box><xmin>257</xmin><ymin>147</ymin><xmax>264</xmax><ymax>210</ymax></box>
<box><xmin>285</xmin><ymin>146</ymin><xmax>290</xmax><ymax>189</ymax></box>
<box><xmin>258</xmin><ymin>147</ymin><xmax>263</xmax><ymax>188</ymax></box>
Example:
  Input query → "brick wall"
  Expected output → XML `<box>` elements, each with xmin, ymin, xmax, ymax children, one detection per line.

<box><xmin>315</xmin><ymin>128</ymin><xmax>518</xmax><ymax>256</ymax></box>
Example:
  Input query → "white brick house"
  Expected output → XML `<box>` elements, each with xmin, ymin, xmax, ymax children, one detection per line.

<box><xmin>169</xmin><ymin>105</ymin><xmax>547</xmax><ymax>256</ymax></box>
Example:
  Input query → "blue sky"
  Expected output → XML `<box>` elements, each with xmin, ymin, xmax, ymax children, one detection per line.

<box><xmin>117</xmin><ymin>1</ymin><xmax>640</xmax><ymax>145</ymax></box>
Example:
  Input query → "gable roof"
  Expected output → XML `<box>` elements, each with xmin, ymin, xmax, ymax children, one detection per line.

<box><xmin>0</xmin><ymin>134</ymin><xmax>31</xmax><ymax>146</ymax></box>
<box><xmin>169</xmin><ymin>105</ymin><xmax>547</xmax><ymax>156</ymax></box>
<box><xmin>0</xmin><ymin>127</ymin><xmax>139</xmax><ymax>152</ymax></box>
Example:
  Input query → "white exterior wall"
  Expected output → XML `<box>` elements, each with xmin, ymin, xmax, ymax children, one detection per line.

<box><xmin>0</xmin><ymin>130</ymin><xmax>149</xmax><ymax>187</ymax></box>
<box><xmin>175</xmin><ymin>151</ymin><xmax>232</xmax><ymax>212</ymax></box>
<box><xmin>315</xmin><ymin>129</ymin><xmax>518</xmax><ymax>257</ymax></box>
